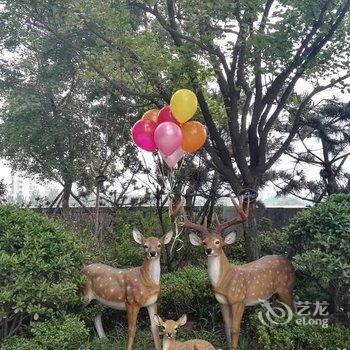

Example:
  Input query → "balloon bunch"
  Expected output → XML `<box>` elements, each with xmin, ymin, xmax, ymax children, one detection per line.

<box><xmin>131</xmin><ymin>89</ymin><xmax>207</xmax><ymax>168</ymax></box>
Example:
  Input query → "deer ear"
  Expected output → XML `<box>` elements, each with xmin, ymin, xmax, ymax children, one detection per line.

<box><xmin>132</xmin><ymin>228</ymin><xmax>144</xmax><ymax>245</ymax></box>
<box><xmin>162</xmin><ymin>231</ymin><xmax>173</xmax><ymax>245</ymax></box>
<box><xmin>177</xmin><ymin>314</ymin><xmax>187</xmax><ymax>326</ymax></box>
<box><xmin>224</xmin><ymin>231</ymin><xmax>236</xmax><ymax>245</ymax></box>
<box><xmin>189</xmin><ymin>233</ymin><xmax>202</xmax><ymax>246</ymax></box>
<box><xmin>153</xmin><ymin>314</ymin><xmax>163</xmax><ymax>327</ymax></box>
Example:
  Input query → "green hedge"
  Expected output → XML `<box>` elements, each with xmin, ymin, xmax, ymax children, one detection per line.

<box><xmin>285</xmin><ymin>194</ymin><xmax>350</xmax><ymax>317</ymax></box>
<box><xmin>249</xmin><ymin>308</ymin><xmax>350</xmax><ymax>350</ymax></box>
<box><xmin>1</xmin><ymin>315</ymin><xmax>90</xmax><ymax>350</ymax></box>
<box><xmin>159</xmin><ymin>265</ymin><xmax>217</xmax><ymax>321</ymax></box>
<box><xmin>0</xmin><ymin>205</ymin><xmax>87</xmax><ymax>340</ymax></box>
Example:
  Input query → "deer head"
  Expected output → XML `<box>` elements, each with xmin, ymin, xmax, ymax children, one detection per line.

<box><xmin>172</xmin><ymin>195</ymin><xmax>249</xmax><ymax>257</ymax></box>
<box><xmin>133</xmin><ymin>229</ymin><xmax>173</xmax><ymax>259</ymax></box>
<box><xmin>154</xmin><ymin>314</ymin><xmax>187</xmax><ymax>340</ymax></box>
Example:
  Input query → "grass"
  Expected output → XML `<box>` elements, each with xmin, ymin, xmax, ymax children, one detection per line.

<box><xmin>89</xmin><ymin>325</ymin><xmax>252</xmax><ymax>350</ymax></box>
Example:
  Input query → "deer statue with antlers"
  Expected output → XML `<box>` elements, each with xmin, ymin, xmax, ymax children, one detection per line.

<box><xmin>154</xmin><ymin>314</ymin><xmax>216</xmax><ymax>350</ymax></box>
<box><xmin>171</xmin><ymin>196</ymin><xmax>295</xmax><ymax>350</ymax></box>
<box><xmin>81</xmin><ymin>229</ymin><xmax>173</xmax><ymax>350</ymax></box>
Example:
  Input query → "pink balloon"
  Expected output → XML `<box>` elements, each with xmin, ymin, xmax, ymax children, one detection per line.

<box><xmin>157</xmin><ymin>106</ymin><xmax>179</xmax><ymax>125</ymax></box>
<box><xmin>154</xmin><ymin>122</ymin><xmax>182</xmax><ymax>156</ymax></box>
<box><xmin>161</xmin><ymin>147</ymin><xmax>185</xmax><ymax>168</ymax></box>
<box><xmin>131</xmin><ymin>119</ymin><xmax>157</xmax><ymax>152</ymax></box>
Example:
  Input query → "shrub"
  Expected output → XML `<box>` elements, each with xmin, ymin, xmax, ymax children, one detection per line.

<box><xmin>0</xmin><ymin>179</ymin><xmax>6</xmax><ymax>203</ymax></box>
<box><xmin>249</xmin><ymin>308</ymin><xmax>350</xmax><ymax>350</ymax></box>
<box><xmin>285</xmin><ymin>194</ymin><xmax>350</xmax><ymax>319</ymax></box>
<box><xmin>0</xmin><ymin>205</ymin><xmax>87</xmax><ymax>339</ymax></box>
<box><xmin>1</xmin><ymin>315</ymin><xmax>90</xmax><ymax>350</ymax></box>
<box><xmin>159</xmin><ymin>266</ymin><xmax>218</xmax><ymax>323</ymax></box>
<box><xmin>110</xmin><ymin>209</ymin><xmax>171</xmax><ymax>267</ymax></box>
<box><xmin>259</xmin><ymin>228</ymin><xmax>288</xmax><ymax>256</ymax></box>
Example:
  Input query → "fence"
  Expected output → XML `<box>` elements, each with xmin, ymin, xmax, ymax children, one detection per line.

<box><xmin>36</xmin><ymin>206</ymin><xmax>304</xmax><ymax>233</ymax></box>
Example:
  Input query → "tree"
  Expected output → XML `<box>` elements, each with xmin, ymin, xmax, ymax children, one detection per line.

<box><xmin>0</xmin><ymin>34</ymin><xmax>138</xmax><ymax>216</ymax></box>
<box><xmin>1</xmin><ymin>0</ymin><xmax>349</xmax><ymax>259</ymax></box>
<box><xmin>273</xmin><ymin>101</ymin><xmax>350</xmax><ymax>203</ymax></box>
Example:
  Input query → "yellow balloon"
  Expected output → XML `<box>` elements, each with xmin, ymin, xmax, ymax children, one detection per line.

<box><xmin>170</xmin><ymin>89</ymin><xmax>198</xmax><ymax>124</ymax></box>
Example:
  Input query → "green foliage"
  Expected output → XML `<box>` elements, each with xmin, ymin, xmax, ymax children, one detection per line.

<box><xmin>89</xmin><ymin>326</ymin><xmax>227</xmax><ymax>350</ymax></box>
<box><xmin>0</xmin><ymin>14</ymin><xmax>139</xmax><ymax>201</ymax></box>
<box><xmin>0</xmin><ymin>179</ymin><xmax>6</xmax><ymax>203</ymax></box>
<box><xmin>2</xmin><ymin>315</ymin><xmax>90</xmax><ymax>350</ymax></box>
<box><xmin>159</xmin><ymin>266</ymin><xmax>218</xmax><ymax>322</ymax></box>
<box><xmin>249</xmin><ymin>308</ymin><xmax>350</xmax><ymax>350</ymax></box>
<box><xmin>259</xmin><ymin>228</ymin><xmax>288</xmax><ymax>256</ymax></box>
<box><xmin>0</xmin><ymin>205</ymin><xmax>86</xmax><ymax>322</ymax></box>
<box><xmin>285</xmin><ymin>194</ymin><xmax>350</xmax><ymax>313</ymax></box>
<box><xmin>110</xmin><ymin>209</ymin><xmax>170</xmax><ymax>267</ymax></box>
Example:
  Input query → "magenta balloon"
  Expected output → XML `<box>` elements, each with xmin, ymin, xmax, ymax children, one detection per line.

<box><xmin>161</xmin><ymin>147</ymin><xmax>185</xmax><ymax>168</ymax></box>
<box><xmin>131</xmin><ymin>119</ymin><xmax>157</xmax><ymax>152</ymax></box>
<box><xmin>157</xmin><ymin>106</ymin><xmax>179</xmax><ymax>125</ymax></box>
<box><xmin>154</xmin><ymin>122</ymin><xmax>182</xmax><ymax>156</ymax></box>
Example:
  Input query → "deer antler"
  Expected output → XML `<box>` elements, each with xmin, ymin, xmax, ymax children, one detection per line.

<box><xmin>213</xmin><ymin>195</ymin><xmax>250</xmax><ymax>235</ymax></box>
<box><xmin>169</xmin><ymin>199</ymin><xmax>184</xmax><ymax>223</ymax></box>
<box><xmin>169</xmin><ymin>199</ymin><xmax>208</xmax><ymax>237</ymax></box>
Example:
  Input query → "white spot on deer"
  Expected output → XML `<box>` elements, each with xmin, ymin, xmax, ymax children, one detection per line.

<box><xmin>109</xmin><ymin>277</ymin><xmax>112</xmax><ymax>281</ymax></box>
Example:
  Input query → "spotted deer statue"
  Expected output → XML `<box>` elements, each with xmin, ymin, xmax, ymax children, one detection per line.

<box><xmin>154</xmin><ymin>314</ymin><xmax>216</xmax><ymax>350</ymax></box>
<box><xmin>81</xmin><ymin>229</ymin><xmax>173</xmax><ymax>350</ymax></box>
<box><xmin>172</xmin><ymin>196</ymin><xmax>295</xmax><ymax>350</ymax></box>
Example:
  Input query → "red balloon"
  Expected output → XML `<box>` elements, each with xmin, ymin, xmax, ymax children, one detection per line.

<box><xmin>131</xmin><ymin>119</ymin><xmax>157</xmax><ymax>152</ymax></box>
<box><xmin>157</xmin><ymin>106</ymin><xmax>179</xmax><ymax>125</ymax></box>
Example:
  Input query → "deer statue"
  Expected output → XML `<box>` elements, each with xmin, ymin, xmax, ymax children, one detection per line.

<box><xmin>81</xmin><ymin>229</ymin><xmax>173</xmax><ymax>350</ymax></box>
<box><xmin>154</xmin><ymin>314</ymin><xmax>216</xmax><ymax>350</ymax></box>
<box><xmin>171</xmin><ymin>196</ymin><xmax>295</xmax><ymax>350</ymax></box>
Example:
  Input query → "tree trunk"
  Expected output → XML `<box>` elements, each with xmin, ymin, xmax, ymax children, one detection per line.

<box><xmin>243</xmin><ymin>202</ymin><xmax>261</xmax><ymax>261</ymax></box>
<box><xmin>61</xmin><ymin>181</ymin><xmax>72</xmax><ymax>218</ymax></box>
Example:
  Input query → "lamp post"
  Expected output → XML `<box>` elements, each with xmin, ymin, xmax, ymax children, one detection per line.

<box><xmin>95</xmin><ymin>174</ymin><xmax>107</xmax><ymax>241</ymax></box>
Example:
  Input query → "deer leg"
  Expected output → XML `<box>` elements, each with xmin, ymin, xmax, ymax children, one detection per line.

<box><xmin>277</xmin><ymin>289</ymin><xmax>296</xmax><ymax>313</ymax></box>
<box><xmin>230</xmin><ymin>303</ymin><xmax>244</xmax><ymax>350</ymax></box>
<box><xmin>126</xmin><ymin>304</ymin><xmax>140</xmax><ymax>350</ymax></box>
<box><xmin>147</xmin><ymin>303</ymin><xmax>161</xmax><ymax>350</ymax></box>
<box><xmin>220</xmin><ymin>303</ymin><xmax>232</xmax><ymax>345</ymax></box>
<box><xmin>94</xmin><ymin>314</ymin><xmax>107</xmax><ymax>339</ymax></box>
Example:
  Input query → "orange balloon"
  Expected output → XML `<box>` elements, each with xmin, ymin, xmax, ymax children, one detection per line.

<box><xmin>181</xmin><ymin>121</ymin><xmax>207</xmax><ymax>153</ymax></box>
<box><xmin>142</xmin><ymin>109</ymin><xmax>159</xmax><ymax>123</ymax></box>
